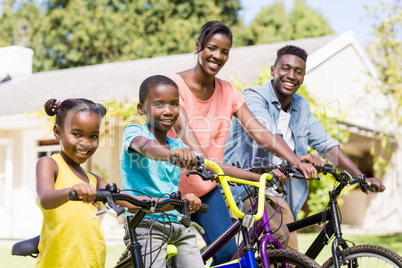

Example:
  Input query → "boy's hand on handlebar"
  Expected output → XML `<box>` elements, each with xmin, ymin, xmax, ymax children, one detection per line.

<box><xmin>270</xmin><ymin>168</ymin><xmax>287</xmax><ymax>186</ymax></box>
<box><xmin>70</xmin><ymin>183</ymin><xmax>97</xmax><ymax>205</ymax></box>
<box><xmin>169</xmin><ymin>148</ymin><xmax>197</xmax><ymax>170</ymax></box>
<box><xmin>299</xmin><ymin>154</ymin><xmax>324</xmax><ymax>166</ymax></box>
<box><xmin>182</xmin><ymin>193</ymin><xmax>201</xmax><ymax>213</ymax></box>
<box><xmin>293</xmin><ymin>161</ymin><xmax>317</xmax><ymax>180</ymax></box>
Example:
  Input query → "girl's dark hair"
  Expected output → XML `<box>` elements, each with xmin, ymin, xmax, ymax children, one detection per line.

<box><xmin>139</xmin><ymin>75</ymin><xmax>178</xmax><ymax>104</ymax></box>
<box><xmin>275</xmin><ymin>45</ymin><xmax>308</xmax><ymax>66</ymax></box>
<box><xmin>44</xmin><ymin>98</ymin><xmax>107</xmax><ymax>128</ymax></box>
<box><xmin>196</xmin><ymin>21</ymin><xmax>233</xmax><ymax>53</ymax></box>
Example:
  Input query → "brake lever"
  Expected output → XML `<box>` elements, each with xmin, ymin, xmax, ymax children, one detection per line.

<box><xmin>92</xmin><ymin>202</ymin><xmax>127</xmax><ymax>219</ymax></box>
<box><xmin>186</xmin><ymin>169</ymin><xmax>216</xmax><ymax>181</ymax></box>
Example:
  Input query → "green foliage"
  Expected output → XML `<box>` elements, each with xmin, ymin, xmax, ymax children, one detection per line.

<box><xmin>0</xmin><ymin>0</ymin><xmax>335</xmax><ymax>72</ymax></box>
<box><xmin>104</xmin><ymin>98</ymin><xmax>144</xmax><ymax>128</ymax></box>
<box><xmin>289</xmin><ymin>0</ymin><xmax>333</xmax><ymax>39</ymax></box>
<box><xmin>1</xmin><ymin>0</ymin><xmax>244</xmax><ymax>72</ymax></box>
<box><xmin>234</xmin><ymin>0</ymin><xmax>333</xmax><ymax>46</ymax></box>
<box><xmin>365</xmin><ymin>0</ymin><xmax>402</xmax><ymax>178</ymax></box>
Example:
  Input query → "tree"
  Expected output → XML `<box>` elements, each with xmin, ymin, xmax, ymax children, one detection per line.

<box><xmin>288</xmin><ymin>0</ymin><xmax>333</xmax><ymax>39</ymax></box>
<box><xmin>365</xmin><ymin>0</ymin><xmax>402</xmax><ymax>177</ymax></box>
<box><xmin>29</xmin><ymin>0</ymin><xmax>243</xmax><ymax>71</ymax></box>
<box><xmin>235</xmin><ymin>0</ymin><xmax>333</xmax><ymax>47</ymax></box>
<box><xmin>0</xmin><ymin>0</ymin><xmax>42</xmax><ymax>48</ymax></box>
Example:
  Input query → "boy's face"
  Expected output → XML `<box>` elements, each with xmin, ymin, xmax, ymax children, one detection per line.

<box><xmin>271</xmin><ymin>54</ymin><xmax>306</xmax><ymax>99</ymax></box>
<box><xmin>137</xmin><ymin>85</ymin><xmax>180</xmax><ymax>133</ymax></box>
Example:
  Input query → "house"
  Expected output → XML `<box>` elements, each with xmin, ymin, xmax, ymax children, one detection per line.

<box><xmin>0</xmin><ymin>32</ymin><xmax>400</xmax><ymax>239</ymax></box>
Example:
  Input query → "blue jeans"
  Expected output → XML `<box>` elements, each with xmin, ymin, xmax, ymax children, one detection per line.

<box><xmin>191</xmin><ymin>187</ymin><xmax>237</xmax><ymax>266</ymax></box>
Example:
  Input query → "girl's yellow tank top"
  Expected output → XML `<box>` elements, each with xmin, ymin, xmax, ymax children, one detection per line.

<box><xmin>36</xmin><ymin>153</ymin><xmax>106</xmax><ymax>268</ymax></box>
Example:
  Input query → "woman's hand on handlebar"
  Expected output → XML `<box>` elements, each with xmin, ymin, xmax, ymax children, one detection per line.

<box><xmin>70</xmin><ymin>183</ymin><xmax>97</xmax><ymax>205</ymax></box>
<box><xmin>270</xmin><ymin>168</ymin><xmax>287</xmax><ymax>186</ymax></box>
<box><xmin>169</xmin><ymin>148</ymin><xmax>197</xmax><ymax>170</ymax></box>
<box><xmin>182</xmin><ymin>193</ymin><xmax>201</xmax><ymax>213</ymax></box>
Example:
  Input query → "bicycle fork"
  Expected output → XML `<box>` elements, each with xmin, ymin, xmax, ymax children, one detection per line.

<box><xmin>329</xmin><ymin>191</ymin><xmax>348</xmax><ymax>268</ymax></box>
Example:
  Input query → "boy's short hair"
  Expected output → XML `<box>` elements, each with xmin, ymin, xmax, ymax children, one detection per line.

<box><xmin>139</xmin><ymin>75</ymin><xmax>179</xmax><ymax>104</ymax></box>
<box><xmin>274</xmin><ymin>45</ymin><xmax>308</xmax><ymax>66</ymax></box>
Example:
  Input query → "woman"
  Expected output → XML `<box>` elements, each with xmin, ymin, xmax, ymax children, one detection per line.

<box><xmin>167</xmin><ymin>21</ymin><xmax>316</xmax><ymax>265</ymax></box>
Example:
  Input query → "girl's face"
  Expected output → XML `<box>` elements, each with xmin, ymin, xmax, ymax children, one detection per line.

<box><xmin>54</xmin><ymin>110</ymin><xmax>100</xmax><ymax>165</ymax></box>
<box><xmin>196</xmin><ymin>33</ymin><xmax>231</xmax><ymax>76</ymax></box>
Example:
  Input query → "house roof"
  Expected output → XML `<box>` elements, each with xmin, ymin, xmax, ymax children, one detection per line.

<box><xmin>0</xmin><ymin>34</ymin><xmax>338</xmax><ymax>117</ymax></box>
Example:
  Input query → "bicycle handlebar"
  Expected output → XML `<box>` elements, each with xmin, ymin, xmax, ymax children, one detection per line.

<box><xmin>68</xmin><ymin>183</ymin><xmax>208</xmax><ymax>228</ymax></box>
<box><xmin>187</xmin><ymin>156</ymin><xmax>282</xmax><ymax>221</ymax></box>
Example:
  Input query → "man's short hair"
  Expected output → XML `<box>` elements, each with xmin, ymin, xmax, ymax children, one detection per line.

<box><xmin>275</xmin><ymin>45</ymin><xmax>308</xmax><ymax>66</ymax></box>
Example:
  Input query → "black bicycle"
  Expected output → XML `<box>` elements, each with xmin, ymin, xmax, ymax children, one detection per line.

<box><xmin>248</xmin><ymin>161</ymin><xmax>402</xmax><ymax>268</ymax></box>
<box><xmin>12</xmin><ymin>183</ymin><xmax>208</xmax><ymax>268</ymax></box>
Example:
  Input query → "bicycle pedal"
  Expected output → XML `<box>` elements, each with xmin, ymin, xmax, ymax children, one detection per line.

<box><xmin>242</xmin><ymin>214</ymin><xmax>254</xmax><ymax>228</ymax></box>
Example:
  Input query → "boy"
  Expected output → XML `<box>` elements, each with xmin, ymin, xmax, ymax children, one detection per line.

<box><xmin>120</xmin><ymin>75</ymin><xmax>204</xmax><ymax>268</ymax></box>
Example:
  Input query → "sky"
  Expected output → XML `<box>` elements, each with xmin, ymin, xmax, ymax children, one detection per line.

<box><xmin>239</xmin><ymin>0</ymin><xmax>384</xmax><ymax>48</ymax></box>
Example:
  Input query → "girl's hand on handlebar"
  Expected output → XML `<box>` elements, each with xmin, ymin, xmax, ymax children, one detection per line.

<box><xmin>299</xmin><ymin>154</ymin><xmax>324</xmax><ymax>166</ymax></box>
<box><xmin>182</xmin><ymin>193</ymin><xmax>201</xmax><ymax>213</ymax></box>
<box><xmin>293</xmin><ymin>162</ymin><xmax>317</xmax><ymax>180</ymax></box>
<box><xmin>169</xmin><ymin>148</ymin><xmax>197</xmax><ymax>170</ymax></box>
<box><xmin>270</xmin><ymin>168</ymin><xmax>287</xmax><ymax>186</ymax></box>
<box><xmin>70</xmin><ymin>183</ymin><xmax>97</xmax><ymax>205</ymax></box>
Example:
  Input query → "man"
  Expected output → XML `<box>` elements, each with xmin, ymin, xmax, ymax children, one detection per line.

<box><xmin>224</xmin><ymin>45</ymin><xmax>385</xmax><ymax>251</ymax></box>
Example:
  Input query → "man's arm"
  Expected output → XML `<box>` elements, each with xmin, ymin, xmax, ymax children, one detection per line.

<box><xmin>234</xmin><ymin>103</ymin><xmax>317</xmax><ymax>179</ymax></box>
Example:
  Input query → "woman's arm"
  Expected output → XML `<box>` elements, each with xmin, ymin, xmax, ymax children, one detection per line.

<box><xmin>234</xmin><ymin>103</ymin><xmax>317</xmax><ymax>179</ymax></box>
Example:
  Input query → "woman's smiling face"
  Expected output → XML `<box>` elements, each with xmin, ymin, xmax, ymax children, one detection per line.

<box><xmin>196</xmin><ymin>33</ymin><xmax>232</xmax><ymax>76</ymax></box>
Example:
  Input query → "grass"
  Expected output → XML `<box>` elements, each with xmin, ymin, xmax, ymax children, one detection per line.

<box><xmin>2</xmin><ymin>233</ymin><xmax>402</xmax><ymax>267</ymax></box>
<box><xmin>298</xmin><ymin>232</ymin><xmax>402</xmax><ymax>265</ymax></box>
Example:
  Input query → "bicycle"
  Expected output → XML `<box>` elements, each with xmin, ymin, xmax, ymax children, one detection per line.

<box><xmin>12</xmin><ymin>183</ymin><xmax>208</xmax><ymax>268</ymax></box>
<box><xmin>189</xmin><ymin>157</ymin><xmax>321</xmax><ymax>268</ymax></box>
<box><xmin>247</xmin><ymin>161</ymin><xmax>402</xmax><ymax>268</ymax></box>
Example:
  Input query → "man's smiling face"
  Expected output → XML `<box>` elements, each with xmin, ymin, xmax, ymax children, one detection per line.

<box><xmin>271</xmin><ymin>54</ymin><xmax>306</xmax><ymax>100</ymax></box>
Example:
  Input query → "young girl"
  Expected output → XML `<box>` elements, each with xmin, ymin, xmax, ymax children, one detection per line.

<box><xmin>167</xmin><ymin>21</ymin><xmax>318</xmax><ymax>265</ymax></box>
<box><xmin>35</xmin><ymin>98</ymin><xmax>108</xmax><ymax>267</ymax></box>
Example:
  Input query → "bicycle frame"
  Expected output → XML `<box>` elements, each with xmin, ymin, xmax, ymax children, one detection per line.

<box><xmin>199</xmin><ymin>160</ymin><xmax>285</xmax><ymax>267</ymax></box>
<box><xmin>286</xmin><ymin>176</ymin><xmax>355</xmax><ymax>268</ymax></box>
<box><xmin>201</xmin><ymin>199</ymin><xmax>285</xmax><ymax>268</ymax></box>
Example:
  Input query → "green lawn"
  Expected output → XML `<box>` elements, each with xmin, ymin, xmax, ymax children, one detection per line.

<box><xmin>298</xmin><ymin>232</ymin><xmax>402</xmax><ymax>265</ymax></box>
<box><xmin>2</xmin><ymin>233</ymin><xmax>402</xmax><ymax>267</ymax></box>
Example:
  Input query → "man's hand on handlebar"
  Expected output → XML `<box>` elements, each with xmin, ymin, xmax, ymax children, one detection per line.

<box><xmin>290</xmin><ymin>153</ymin><xmax>323</xmax><ymax>180</ymax></box>
<box><xmin>365</xmin><ymin>177</ymin><xmax>386</xmax><ymax>193</ymax></box>
<box><xmin>300</xmin><ymin>153</ymin><xmax>324</xmax><ymax>166</ymax></box>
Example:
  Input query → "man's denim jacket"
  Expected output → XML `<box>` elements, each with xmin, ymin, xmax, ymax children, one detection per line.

<box><xmin>224</xmin><ymin>80</ymin><xmax>339</xmax><ymax>218</ymax></box>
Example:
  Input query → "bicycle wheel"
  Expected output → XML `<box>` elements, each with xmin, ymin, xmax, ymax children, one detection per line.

<box><xmin>260</xmin><ymin>249</ymin><xmax>321</xmax><ymax>268</ymax></box>
<box><xmin>322</xmin><ymin>244</ymin><xmax>402</xmax><ymax>268</ymax></box>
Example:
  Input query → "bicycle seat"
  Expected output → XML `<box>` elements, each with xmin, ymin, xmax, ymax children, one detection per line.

<box><xmin>11</xmin><ymin>235</ymin><xmax>40</xmax><ymax>257</ymax></box>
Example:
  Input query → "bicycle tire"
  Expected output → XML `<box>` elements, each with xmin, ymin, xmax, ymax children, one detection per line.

<box><xmin>322</xmin><ymin>244</ymin><xmax>402</xmax><ymax>268</ymax></box>
<box><xmin>260</xmin><ymin>249</ymin><xmax>321</xmax><ymax>268</ymax></box>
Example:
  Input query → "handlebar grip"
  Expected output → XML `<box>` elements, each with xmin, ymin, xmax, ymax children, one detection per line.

<box><xmin>68</xmin><ymin>190</ymin><xmax>81</xmax><ymax>201</ymax></box>
<box><xmin>170</xmin><ymin>155</ymin><xmax>179</xmax><ymax>166</ymax></box>
<box><xmin>198</xmin><ymin>203</ymin><xmax>209</xmax><ymax>213</ymax></box>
